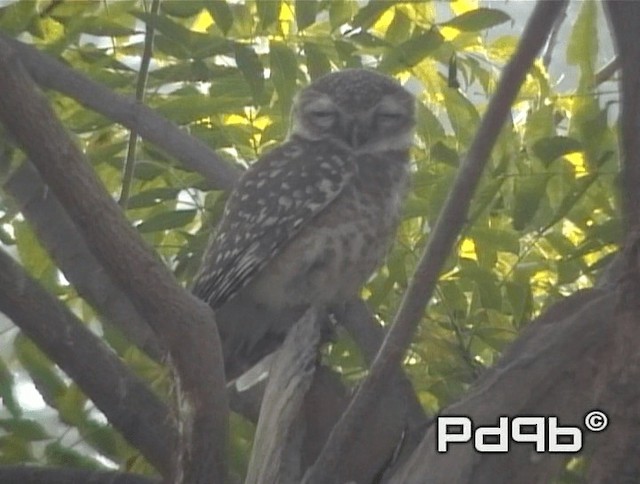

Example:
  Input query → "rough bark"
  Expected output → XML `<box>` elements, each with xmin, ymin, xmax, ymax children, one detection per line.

<box><xmin>0</xmin><ymin>249</ymin><xmax>175</xmax><ymax>475</ymax></box>
<box><xmin>0</xmin><ymin>40</ymin><xmax>228</xmax><ymax>483</ymax></box>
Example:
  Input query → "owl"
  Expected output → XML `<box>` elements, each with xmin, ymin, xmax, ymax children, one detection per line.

<box><xmin>192</xmin><ymin>69</ymin><xmax>415</xmax><ymax>380</ymax></box>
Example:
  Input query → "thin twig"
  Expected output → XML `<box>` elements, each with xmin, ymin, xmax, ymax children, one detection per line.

<box><xmin>119</xmin><ymin>0</ymin><xmax>161</xmax><ymax>207</ymax></box>
<box><xmin>595</xmin><ymin>56</ymin><xmax>619</xmax><ymax>86</ymax></box>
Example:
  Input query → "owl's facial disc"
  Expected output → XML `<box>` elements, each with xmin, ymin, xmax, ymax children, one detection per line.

<box><xmin>290</xmin><ymin>83</ymin><xmax>415</xmax><ymax>153</ymax></box>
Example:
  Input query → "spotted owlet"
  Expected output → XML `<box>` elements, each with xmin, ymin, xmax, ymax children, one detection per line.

<box><xmin>192</xmin><ymin>69</ymin><xmax>415</xmax><ymax>380</ymax></box>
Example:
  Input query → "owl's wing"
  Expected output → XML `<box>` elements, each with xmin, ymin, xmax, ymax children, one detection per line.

<box><xmin>192</xmin><ymin>139</ymin><xmax>355</xmax><ymax>308</ymax></box>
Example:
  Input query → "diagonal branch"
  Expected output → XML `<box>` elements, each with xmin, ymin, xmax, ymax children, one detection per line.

<box><xmin>0</xmin><ymin>33</ymin><xmax>240</xmax><ymax>191</ymax></box>
<box><xmin>119</xmin><ymin>0</ymin><xmax>161</xmax><ymax>207</ymax></box>
<box><xmin>0</xmin><ymin>249</ymin><xmax>175</xmax><ymax>475</ymax></box>
<box><xmin>1</xmin><ymin>157</ymin><xmax>164</xmax><ymax>360</ymax></box>
<box><xmin>389</xmin><ymin>287</ymin><xmax>620</xmax><ymax>483</ymax></box>
<box><xmin>0</xmin><ymin>466</ymin><xmax>159</xmax><ymax>484</ymax></box>
<box><xmin>604</xmin><ymin>0</ymin><xmax>640</xmax><ymax>232</ymax></box>
<box><xmin>0</xmin><ymin>40</ymin><xmax>228</xmax><ymax>483</ymax></box>
<box><xmin>303</xmin><ymin>2</ymin><xmax>569</xmax><ymax>482</ymax></box>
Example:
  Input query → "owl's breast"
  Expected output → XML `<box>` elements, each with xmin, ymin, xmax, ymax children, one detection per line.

<box><xmin>247</xmin><ymin>152</ymin><xmax>410</xmax><ymax>311</ymax></box>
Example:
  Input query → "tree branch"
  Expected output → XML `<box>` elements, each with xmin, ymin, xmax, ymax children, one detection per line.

<box><xmin>0</xmin><ymin>40</ymin><xmax>228</xmax><ymax>483</ymax></box>
<box><xmin>303</xmin><ymin>2</ymin><xmax>569</xmax><ymax>482</ymax></box>
<box><xmin>0</xmin><ymin>466</ymin><xmax>159</xmax><ymax>484</ymax></box>
<box><xmin>245</xmin><ymin>308</ymin><xmax>322</xmax><ymax>484</ymax></box>
<box><xmin>1</xmin><ymin>156</ymin><xmax>164</xmax><ymax>361</ymax></box>
<box><xmin>388</xmin><ymin>287</ymin><xmax>619</xmax><ymax>483</ymax></box>
<box><xmin>0</xmin><ymin>39</ymin><xmax>416</xmax><ymax>480</ymax></box>
<box><xmin>0</xmin><ymin>249</ymin><xmax>175</xmax><ymax>475</ymax></box>
<box><xmin>604</xmin><ymin>1</ymin><xmax>640</xmax><ymax>232</ymax></box>
<box><xmin>0</xmin><ymin>33</ymin><xmax>240</xmax><ymax>192</ymax></box>
<box><xmin>119</xmin><ymin>0</ymin><xmax>161</xmax><ymax>207</ymax></box>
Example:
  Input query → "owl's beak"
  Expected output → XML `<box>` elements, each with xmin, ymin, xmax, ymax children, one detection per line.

<box><xmin>348</xmin><ymin>119</ymin><xmax>369</xmax><ymax>148</ymax></box>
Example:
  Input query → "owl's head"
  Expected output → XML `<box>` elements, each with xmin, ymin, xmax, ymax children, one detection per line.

<box><xmin>289</xmin><ymin>69</ymin><xmax>416</xmax><ymax>153</ymax></box>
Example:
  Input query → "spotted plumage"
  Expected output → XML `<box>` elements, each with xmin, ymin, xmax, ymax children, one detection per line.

<box><xmin>192</xmin><ymin>69</ymin><xmax>416</xmax><ymax>379</ymax></box>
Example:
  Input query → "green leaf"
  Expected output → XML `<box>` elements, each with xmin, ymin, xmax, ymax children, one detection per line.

<box><xmin>557</xmin><ymin>259</ymin><xmax>583</xmax><ymax>285</ymax></box>
<box><xmin>430</xmin><ymin>141</ymin><xmax>459</xmax><ymax>167</ymax></box>
<box><xmin>532</xmin><ymin>136</ymin><xmax>583</xmax><ymax>165</ymax></box>
<box><xmin>385</xmin><ymin>8</ymin><xmax>412</xmax><ymax>44</ymax></box>
<box><xmin>470</xmin><ymin>227</ymin><xmax>520</xmax><ymax>255</ymax></box>
<box><xmin>0</xmin><ymin>359</ymin><xmax>20</xmax><ymax>418</ymax></box>
<box><xmin>155</xmin><ymin>95</ymin><xmax>246</xmax><ymax>124</ymax></box>
<box><xmin>416</xmin><ymin>103</ymin><xmax>445</xmax><ymax>144</ymax></box>
<box><xmin>296</xmin><ymin>0</ymin><xmax>317</xmax><ymax>30</ymax></box>
<box><xmin>0</xmin><ymin>435</ymin><xmax>33</xmax><ymax>464</ymax></box>
<box><xmin>56</xmin><ymin>385</ymin><xmax>87</xmax><ymax>427</ymax></box>
<box><xmin>304</xmin><ymin>42</ymin><xmax>332</xmax><ymax>80</ymax></box>
<box><xmin>443</xmin><ymin>88</ymin><xmax>480</xmax><ymax>147</ymax></box>
<box><xmin>136</xmin><ymin>209</ymin><xmax>197</xmax><ymax>233</ymax></box>
<box><xmin>234</xmin><ymin>44</ymin><xmax>265</xmax><ymax>104</ymax></box>
<box><xmin>209</xmin><ymin>73</ymin><xmax>254</xmax><ymax>106</ymax></box>
<box><xmin>462</xmin><ymin>261</ymin><xmax>501</xmax><ymax>311</ymax></box>
<box><xmin>442</xmin><ymin>8</ymin><xmax>511</xmax><ymax>32</ymax></box>
<box><xmin>329</xmin><ymin>0</ymin><xmax>356</xmax><ymax>30</ymax></box>
<box><xmin>512</xmin><ymin>174</ymin><xmax>550</xmax><ymax>231</ymax></box>
<box><xmin>76</xmin><ymin>17</ymin><xmax>137</xmax><ymax>37</ymax></box>
<box><xmin>208</xmin><ymin>1</ymin><xmax>234</xmax><ymax>34</ymax></box>
<box><xmin>0</xmin><ymin>419</ymin><xmax>49</xmax><ymax>442</ymax></box>
<box><xmin>269</xmin><ymin>41</ymin><xmax>298</xmax><ymax>116</ymax></box>
<box><xmin>256</xmin><ymin>0</ymin><xmax>281</xmax><ymax>30</ymax></box>
<box><xmin>351</xmin><ymin>1</ymin><xmax>393</xmax><ymax>30</ymax></box>
<box><xmin>136</xmin><ymin>12</ymin><xmax>230</xmax><ymax>59</ymax></box>
<box><xmin>472</xmin><ymin>325</ymin><xmax>514</xmax><ymax>352</ymax></box>
<box><xmin>567</xmin><ymin>0</ymin><xmax>597</xmax><ymax>79</ymax></box>
<box><xmin>127</xmin><ymin>187</ymin><xmax>181</xmax><ymax>210</ymax></box>
<box><xmin>46</xmin><ymin>0</ymin><xmax>101</xmax><ymax>18</ymax></box>
<box><xmin>14</xmin><ymin>335</ymin><xmax>66</xmax><ymax>407</ymax></box>
<box><xmin>379</xmin><ymin>28</ymin><xmax>444</xmax><ymax>73</ymax></box>
<box><xmin>45</xmin><ymin>442</ymin><xmax>102</xmax><ymax>469</ymax></box>
<box><xmin>150</xmin><ymin>61</ymin><xmax>218</xmax><ymax>82</ymax></box>
<box><xmin>79</xmin><ymin>420</ymin><xmax>120</xmax><ymax>459</ymax></box>
<box><xmin>14</xmin><ymin>222</ymin><xmax>56</xmax><ymax>286</ymax></box>
<box><xmin>161</xmin><ymin>0</ymin><xmax>204</xmax><ymax>17</ymax></box>
<box><xmin>505</xmin><ymin>281</ymin><xmax>531</xmax><ymax>323</ymax></box>
<box><xmin>0</xmin><ymin>1</ymin><xmax>36</xmax><ymax>35</ymax></box>
<box><xmin>135</xmin><ymin>11</ymin><xmax>191</xmax><ymax>44</ymax></box>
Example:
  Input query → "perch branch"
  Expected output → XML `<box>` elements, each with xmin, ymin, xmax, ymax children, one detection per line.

<box><xmin>245</xmin><ymin>308</ymin><xmax>322</xmax><ymax>484</ymax></box>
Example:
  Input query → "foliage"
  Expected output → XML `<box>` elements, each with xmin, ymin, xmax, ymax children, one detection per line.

<box><xmin>0</xmin><ymin>0</ymin><xmax>618</xmax><ymax>481</ymax></box>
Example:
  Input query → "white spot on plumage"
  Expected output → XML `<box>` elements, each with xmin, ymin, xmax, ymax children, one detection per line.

<box><xmin>317</xmin><ymin>179</ymin><xmax>333</xmax><ymax>194</ymax></box>
<box><xmin>278</xmin><ymin>196</ymin><xmax>293</xmax><ymax>209</ymax></box>
<box><xmin>264</xmin><ymin>216</ymin><xmax>278</xmax><ymax>226</ymax></box>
